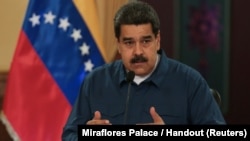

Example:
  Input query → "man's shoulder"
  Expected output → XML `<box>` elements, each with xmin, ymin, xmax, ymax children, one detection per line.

<box><xmin>166</xmin><ymin>57</ymin><xmax>202</xmax><ymax>78</ymax></box>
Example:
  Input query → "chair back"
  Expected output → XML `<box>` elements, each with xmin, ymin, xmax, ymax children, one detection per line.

<box><xmin>210</xmin><ymin>88</ymin><xmax>221</xmax><ymax>106</ymax></box>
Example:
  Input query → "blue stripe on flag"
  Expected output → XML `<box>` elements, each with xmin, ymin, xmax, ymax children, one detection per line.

<box><xmin>22</xmin><ymin>0</ymin><xmax>105</xmax><ymax>105</ymax></box>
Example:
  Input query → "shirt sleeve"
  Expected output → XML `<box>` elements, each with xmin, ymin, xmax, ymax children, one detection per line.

<box><xmin>62</xmin><ymin>77</ymin><xmax>92</xmax><ymax>140</ymax></box>
<box><xmin>188</xmin><ymin>75</ymin><xmax>226</xmax><ymax>124</ymax></box>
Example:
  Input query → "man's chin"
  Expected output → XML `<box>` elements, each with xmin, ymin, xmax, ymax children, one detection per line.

<box><xmin>133</xmin><ymin>69</ymin><xmax>148</xmax><ymax>76</ymax></box>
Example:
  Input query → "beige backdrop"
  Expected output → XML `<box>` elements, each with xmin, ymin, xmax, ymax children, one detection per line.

<box><xmin>0</xmin><ymin>0</ymin><xmax>130</xmax><ymax>72</ymax></box>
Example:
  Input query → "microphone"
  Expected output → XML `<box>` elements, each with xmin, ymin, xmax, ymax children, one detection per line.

<box><xmin>126</xmin><ymin>71</ymin><xmax>135</xmax><ymax>82</ymax></box>
<box><xmin>124</xmin><ymin>71</ymin><xmax>135</xmax><ymax>124</ymax></box>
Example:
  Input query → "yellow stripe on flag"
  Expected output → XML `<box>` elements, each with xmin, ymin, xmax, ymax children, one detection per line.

<box><xmin>73</xmin><ymin>0</ymin><xmax>108</xmax><ymax>63</ymax></box>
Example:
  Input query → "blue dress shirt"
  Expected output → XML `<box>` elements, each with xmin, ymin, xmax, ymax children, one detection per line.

<box><xmin>62</xmin><ymin>49</ymin><xmax>226</xmax><ymax>139</ymax></box>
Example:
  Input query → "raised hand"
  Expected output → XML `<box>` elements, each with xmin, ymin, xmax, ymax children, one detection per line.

<box><xmin>137</xmin><ymin>106</ymin><xmax>165</xmax><ymax>125</ymax></box>
<box><xmin>149</xmin><ymin>106</ymin><xmax>165</xmax><ymax>125</ymax></box>
<box><xmin>86</xmin><ymin>111</ymin><xmax>111</xmax><ymax>125</ymax></box>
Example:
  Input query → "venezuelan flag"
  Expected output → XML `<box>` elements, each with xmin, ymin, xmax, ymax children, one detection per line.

<box><xmin>0</xmin><ymin>0</ymin><xmax>107</xmax><ymax>140</ymax></box>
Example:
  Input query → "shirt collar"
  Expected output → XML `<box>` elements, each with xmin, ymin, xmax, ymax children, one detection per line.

<box><xmin>144</xmin><ymin>49</ymin><xmax>169</xmax><ymax>87</ymax></box>
<box><xmin>133</xmin><ymin>53</ymin><xmax>160</xmax><ymax>85</ymax></box>
<box><xmin>118</xmin><ymin>48</ymin><xmax>169</xmax><ymax>87</ymax></box>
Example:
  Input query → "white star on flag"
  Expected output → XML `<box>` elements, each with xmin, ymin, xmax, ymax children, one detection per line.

<box><xmin>84</xmin><ymin>59</ymin><xmax>94</xmax><ymax>72</ymax></box>
<box><xmin>58</xmin><ymin>17</ymin><xmax>70</xmax><ymax>31</ymax></box>
<box><xmin>2</xmin><ymin>1</ymin><xmax>106</xmax><ymax>141</ymax></box>
<box><xmin>44</xmin><ymin>11</ymin><xmax>56</xmax><ymax>24</ymax></box>
<box><xmin>71</xmin><ymin>28</ymin><xmax>82</xmax><ymax>42</ymax></box>
<box><xmin>29</xmin><ymin>13</ymin><xmax>40</xmax><ymax>27</ymax></box>
<box><xmin>79</xmin><ymin>42</ymin><xmax>90</xmax><ymax>56</ymax></box>
<box><xmin>27</xmin><ymin>11</ymin><xmax>97</xmax><ymax>73</ymax></box>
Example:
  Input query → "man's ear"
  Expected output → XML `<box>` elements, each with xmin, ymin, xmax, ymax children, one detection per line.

<box><xmin>116</xmin><ymin>39</ymin><xmax>121</xmax><ymax>54</ymax></box>
<box><xmin>156</xmin><ymin>31</ymin><xmax>161</xmax><ymax>50</ymax></box>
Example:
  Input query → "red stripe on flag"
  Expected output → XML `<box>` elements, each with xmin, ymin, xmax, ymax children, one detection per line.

<box><xmin>2</xmin><ymin>30</ymin><xmax>71</xmax><ymax>141</ymax></box>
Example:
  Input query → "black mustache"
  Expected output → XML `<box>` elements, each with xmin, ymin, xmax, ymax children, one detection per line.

<box><xmin>130</xmin><ymin>55</ymin><xmax>148</xmax><ymax>63</ymax></box>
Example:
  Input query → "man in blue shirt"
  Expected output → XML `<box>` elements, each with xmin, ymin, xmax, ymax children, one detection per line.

<box><xmin>62</xmin><ymin>1</ymin><xmax>225</xmax><ymax>139</ymax></box>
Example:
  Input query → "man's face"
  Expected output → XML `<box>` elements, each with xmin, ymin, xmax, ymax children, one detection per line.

<box><xmin>117</xmin><ymin>23</ymin><xmax>160</xmax><ymax>76</ymax></box>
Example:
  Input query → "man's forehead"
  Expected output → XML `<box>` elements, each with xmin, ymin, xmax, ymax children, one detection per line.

<box><xmin>121</xmin><ymin>35</ymin><xmax>153</xmax><ymax>41</ymax></box>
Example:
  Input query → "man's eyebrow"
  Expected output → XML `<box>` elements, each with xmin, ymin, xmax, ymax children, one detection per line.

<box><xmin>122</xmin><ymin>37</ymin><xmax>133</xmax><ymax>41</ymax></box>
<box><xmin>142</xmin><ymin>35</ymin><xmax>153</xmax><ymax>39</ymax></box>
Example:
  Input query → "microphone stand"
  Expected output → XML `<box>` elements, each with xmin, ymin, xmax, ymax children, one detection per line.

<box><xmin>123</xmin><ymin>71</ymin><xmax>135</xmax><ymax>124</ymax></box>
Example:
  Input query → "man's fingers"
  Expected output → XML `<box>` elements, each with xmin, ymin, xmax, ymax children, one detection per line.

<box><xmin>150</xmin><ymin>106</ymin><xmax>165</xmax><ymax>124</ymax></box>
<box><xmin>93</xmin><ymin>111</ymin><xmax>101</xmax><ymax>120</ymax></box>
<box><xmin>87</xmin><ymin>119</ymin><xmax>111</xmax><ymax>125</ymax></box>
<box><xmin>86</xmin><ymin>111</ymin><xmax>111</xmax><ymax>125</ymax></box>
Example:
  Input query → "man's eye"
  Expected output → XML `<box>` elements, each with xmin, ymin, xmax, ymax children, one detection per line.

<box><xmin>143</xmin><ymin>39</ymin><xmax>151</xmax><ymax>43</ymax></box>
<box><xmin>124</xmin><ymin>41</ymin><xmax>134</xmax><ymax>45</ymax></box>
<box><xmin>141</xmin><ymin>39</ymin><xmax>152</xmax><ymax>46</ymax></box>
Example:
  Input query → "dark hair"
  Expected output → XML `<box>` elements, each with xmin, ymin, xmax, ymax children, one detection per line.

<box><xmin>114</xmin><ymin>1</ymin><xmax>160</xmax><ymax>39</ymax></box>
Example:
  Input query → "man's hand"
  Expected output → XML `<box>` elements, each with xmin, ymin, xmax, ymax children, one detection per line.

<box><xmin>149</xmin><ymin>106</ymin><xmax>165</xmax><ymax>124</ymax></box>
<box><xmin>137</xmin><ymin>106</ymin><xmax>165</xmax><ymax>125</ymax></box>
<box><xmin>86</xmin><ymin>111</ymin><xmax>111</xmax><ymax>125</ymax></box>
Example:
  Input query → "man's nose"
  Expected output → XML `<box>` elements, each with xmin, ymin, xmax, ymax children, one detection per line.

<box><xmin>134</xmin><ymin>42</ymin><xmax>143</xmax><ymax>55</ymax></box>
